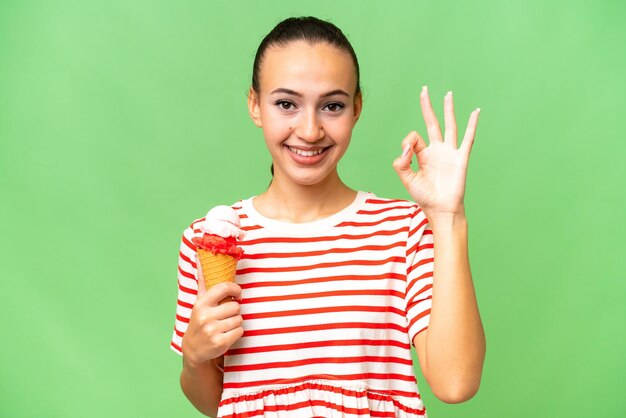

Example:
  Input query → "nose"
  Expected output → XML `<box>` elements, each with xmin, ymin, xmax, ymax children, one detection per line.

<box><xmin>294</xmin><ymin>109</ymin><xmax>324</xmax><ymax>143</ymax></box>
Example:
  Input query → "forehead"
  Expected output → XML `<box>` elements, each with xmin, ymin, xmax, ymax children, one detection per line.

<box><xmin>259</xmin><ymin>41</ymin><xmax>357</xmax><ymax>95</ymax></box>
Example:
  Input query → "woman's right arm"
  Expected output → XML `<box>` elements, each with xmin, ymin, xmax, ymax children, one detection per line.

<box><xmin>180</xmin><ymin>278</ymin><xmax>244</xmax><ymax>417</ymax></box>
<box><xmin>180</xmin><ymin>355</ymin><xmax>225</xmax><ymax>416</ymax></box>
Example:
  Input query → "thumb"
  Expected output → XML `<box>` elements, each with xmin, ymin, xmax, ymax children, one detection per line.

<box><xmin>195</xmin><ymin>253</ymin><xmax>207</xmax><ymax>297</ymax></box>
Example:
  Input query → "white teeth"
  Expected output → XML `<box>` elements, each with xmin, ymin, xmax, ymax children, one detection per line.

<box><xmin>288</xmin><ymin>146</ymin><xmax>325</xmax><ymax>157</ymax></box>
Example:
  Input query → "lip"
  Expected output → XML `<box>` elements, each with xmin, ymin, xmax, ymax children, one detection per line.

<box><xmin>283</xmin><ymin>144</ymin><xmax>332</xmax><ymax>166</ymax></box>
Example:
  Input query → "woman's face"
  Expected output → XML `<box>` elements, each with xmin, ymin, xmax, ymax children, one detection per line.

<box><xmin>248</xmin><ymin>41</ymin><xmax>362</xmax><ymax>187</ymax></box>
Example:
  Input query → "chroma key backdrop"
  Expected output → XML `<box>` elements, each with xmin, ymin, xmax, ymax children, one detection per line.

<box><xmin>1</xmin><ymin>1</ymin><xmax>624</xmax><ymax>417</ymax></box>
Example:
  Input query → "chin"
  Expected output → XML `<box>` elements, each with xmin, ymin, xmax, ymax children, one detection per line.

<box><xmin>290</xmin><ymin>175</ymin><xmax>327</xmax><ymax>187</ymax></box>
<box><xmin>284</xmin><ymin>169</ymin><xmax>334</xmax><ymax>187</ymax></box>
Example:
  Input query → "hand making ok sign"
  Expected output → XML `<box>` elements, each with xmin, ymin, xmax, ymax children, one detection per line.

<box><xmin>393</xmin><ymin>86</ymin><xmax>480</xmax><ymax>219</ymax></box>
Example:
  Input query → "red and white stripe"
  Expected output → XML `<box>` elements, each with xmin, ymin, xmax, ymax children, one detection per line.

<box><xmin>170</xmin><ymin>192</ymin><xmax>434</xmax><ymax>417</ymax></box>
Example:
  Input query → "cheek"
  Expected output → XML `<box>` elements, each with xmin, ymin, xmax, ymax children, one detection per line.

<box><xmin>261</xmin><ymin>110</ymin><xmax>292</xmax><ymax>139</ymax></box>
<box><xmin>326</xmin><ymin>116</ymin><xmax>354</xmax><ymax>140</ymax></box>
<box><xmin>264</xmin><ymin>124</ymin><xmax>291</xmax><ymax>143</ymax></box>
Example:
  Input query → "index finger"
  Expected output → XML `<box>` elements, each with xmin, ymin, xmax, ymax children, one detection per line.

<box><xmin>206</xmin><ymin>281</ymin><xmax>243</xmax><ymax>307</ymax></box>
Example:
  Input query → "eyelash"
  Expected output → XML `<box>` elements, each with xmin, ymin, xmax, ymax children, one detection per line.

<box><xmin>274</xmin><ymin>100</ymin><xmax>345</xmax><ymax>112</ymax></box>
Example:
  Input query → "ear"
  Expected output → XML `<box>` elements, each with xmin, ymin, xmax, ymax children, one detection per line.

<box><xmin>352</xmin><ymin>91</ymin><xmax>363</xmax><ymax>125</ymax></box>
<box><xmin>247</xmin><ymin>86</ymin><xmax>263</xmax><ymax>128</ymax></box>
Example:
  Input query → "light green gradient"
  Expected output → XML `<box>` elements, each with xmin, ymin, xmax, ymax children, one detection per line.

<box><xmin>1</xmin><ymin>1</ymin><xmax>624</xmax><ymax>417</ymax></box>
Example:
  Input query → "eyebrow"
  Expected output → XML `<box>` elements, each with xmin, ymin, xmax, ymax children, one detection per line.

<box><xmin>270</xmin><ymin>88</ymin><xmax>350</xmax><ymax>98</ymax></box>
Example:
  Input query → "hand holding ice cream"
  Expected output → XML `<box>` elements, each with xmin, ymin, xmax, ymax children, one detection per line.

<box><xmin>181</xmin><ymin>206</ymin><xmax>245</xmax><ymax>369</ymax></box>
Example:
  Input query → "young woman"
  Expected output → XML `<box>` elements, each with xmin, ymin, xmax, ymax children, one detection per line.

<box><xmin>171</xmin><ymin>16</ymin><xmax>486</xmax><ymax>418</ymax></box>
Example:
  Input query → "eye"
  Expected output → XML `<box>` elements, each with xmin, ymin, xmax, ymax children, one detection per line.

<box><xmin>323</xmin><ymin>102</ymin><xmax>345</xmax><ymax>112</ymax></box>
<box><xmin>275</xmin><ymin>100</ymin><xmax>296</xmax><ymax>111</ymax></box>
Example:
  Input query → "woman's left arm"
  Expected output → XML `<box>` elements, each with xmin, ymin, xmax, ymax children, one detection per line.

<box><xmin>393</xmin><ymin>86</ymin><xmax>486</xmax><ymax>403</ymax></box>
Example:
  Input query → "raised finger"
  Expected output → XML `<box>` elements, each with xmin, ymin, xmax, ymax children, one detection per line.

<box><xmin>420</xmin><ymin>86</ymin><xmax>443</xmax><ymax>143</ymax></box>
<box><xmin>443</xmin><ymin>91</ymin><xmax>458</xmax><ymax>147</ymax></box>
<box><xmin>460</xmin><ymin>108</ymin><xmax>481</xmax><ymax>157</ymax></box>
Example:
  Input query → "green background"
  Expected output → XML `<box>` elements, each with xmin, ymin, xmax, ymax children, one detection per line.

<box><xmin>1</xmin><ymin>0</ymin><xmax>624</xmax><ymax>417</ymax></box>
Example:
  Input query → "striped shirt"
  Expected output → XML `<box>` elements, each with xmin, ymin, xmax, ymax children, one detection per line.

<box><xmin>171</xmin><ymin>191</ymin><xmax>434</xmax><ymax>417</ymax></box>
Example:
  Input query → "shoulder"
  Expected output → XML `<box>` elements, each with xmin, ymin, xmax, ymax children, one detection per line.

<box><xmin>356</xmin><ymin>193</ymin><xmax>430</xmax><ymax>238</ymax></box>
<box><xmin>360</xmin><ymin>192</ymin><xmax>423</xmax><ymax>218</ymax></box>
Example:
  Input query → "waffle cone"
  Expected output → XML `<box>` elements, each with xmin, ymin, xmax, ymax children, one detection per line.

<box><xmin>196</xmin><ymin>249</ymin><xmax>238</xmax><ymax>290</ymax></box>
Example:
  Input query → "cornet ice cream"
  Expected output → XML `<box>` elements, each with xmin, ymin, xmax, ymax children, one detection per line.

<box><xmin>192</xmin><ymin>206</ymin><xmax>245</xmax><ymax>294</ymax></box>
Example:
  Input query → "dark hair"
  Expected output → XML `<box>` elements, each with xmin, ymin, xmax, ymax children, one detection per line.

<box><xmin>253</xmin><ymin>17</ymin><xmax>361</xmax><ymax>180</ymax></box>
<box><xmin>252</xmin><ymin>16</ymin><xmax>361</xmax><ymax>97</ymax></box>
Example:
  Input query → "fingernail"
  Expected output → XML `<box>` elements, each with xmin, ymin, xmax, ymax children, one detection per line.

<box><xmin>422</xmin><ymin>85</ymin><xmax>428</xmax><ymax>94</ymax></box>
<box><xmin>402</xmin><ymin>144</ymin><xmax>411</xmax><ymax>158</ymax></box>
<box><xmin>446</xmin><ymin>91</ymin><xmax>452</xmax><ymax>96</ymax></box>
<box><xmin>476</xmin><ymin>107</ymin><xmax>481</xmax><ymax>113</ymax></box>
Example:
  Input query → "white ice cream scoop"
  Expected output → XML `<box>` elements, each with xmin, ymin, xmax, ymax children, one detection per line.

<box><xmin>199</xmin><ymin>205</ymin><xmax>246</xmax><ymax>240</ymax></box>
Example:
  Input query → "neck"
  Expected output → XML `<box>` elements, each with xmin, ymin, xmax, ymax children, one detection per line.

<box><xmin>254</xmin><ymin>169</ymin><xmax>357</xmax><ymax>223</ymax></box>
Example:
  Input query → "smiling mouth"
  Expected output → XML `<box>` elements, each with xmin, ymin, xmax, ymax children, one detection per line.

<box><xmin>286</xmin><ymin>146</ymin><xmax>330</xmax><ymax>156</ymax></box>
<box><xmin>283</xmin><ymin>145</ymin><xmax>333</xmax><ymax>165</ymax></box>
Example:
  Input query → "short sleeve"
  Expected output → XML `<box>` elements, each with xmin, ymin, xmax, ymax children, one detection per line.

<box><xmin>169</xmin><ymin>224</ymin><xmax>200</xmax><ymax>355</ymax></box>
<box><xmin>404</xmin><ymin>205</ymin><xmax>434</xmax><ymax>344</ymax></box>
